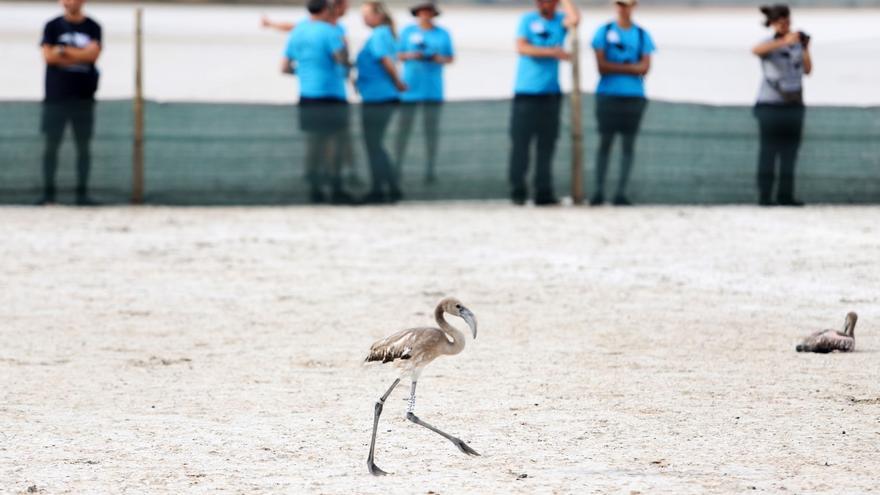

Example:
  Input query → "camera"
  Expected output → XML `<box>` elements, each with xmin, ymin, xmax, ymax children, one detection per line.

<box><xmin>798</xmin><ymin>31</ymin><xmax>811</xmax><ymax>48</ymax></box>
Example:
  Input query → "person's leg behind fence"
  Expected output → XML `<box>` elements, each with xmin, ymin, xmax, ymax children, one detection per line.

<box><xmin>393</xmin><ymin>102</ymin><xmax>417</xmax><ymax>181</ymax></box>
<box><xmin>776</xmin><ymin>105</ymin><xmax>806</xmax><ymax>206</ymax></box>
<box><xmin>508</xmin><ymin>96</ymin><xmax>535</xmax><ymax>205</ymax></box>
<box><xmin>614</xmin><ymin>98</ymin><xmax>647</xmax><ymax>205</ymax></box>
<box><xmin>592</xmin><ymin>95</ymin><xmax>616</xmax><ymax>206</ymax></box>
<box><xmin>361</xmin><ymin>102</ymin><xmax>399</xmax><ymax>203</ymax></box>
<box><xmin>533</xmin><ymin>94</ymin><xmax>561</xmax><ymax>205</ymax></box>
<box><xmin>754</xmin><ymin>104</ymin><xmax>780</xmax><ymax>206</ymax></box>
<box><xmin>422</xmin><ymin>102</ymin><xmax>442</xmax><ymax>184</ymax></box>
<box><xmin>39</xmin><ymin>102</ymin><xmax>67</xmax><ymax>204</ymax></box>
<box><xmin>70</xmin><ymin>100</ymin><xmax>96</xmax><ymax>205</ymax></box>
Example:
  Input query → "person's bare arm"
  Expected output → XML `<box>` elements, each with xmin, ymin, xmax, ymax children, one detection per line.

<box><xmin>42</xmin><ymin>44</ymin><xmax>65</xmax><ymax>65</ymax></box>
<box><xmin>281</xmin><ymin>57</ymin><xmax>293</xmax><ymax>74</ymax></box>
<box><xmin>333</xmin><ymin>47</ymin><xmax>350</xmax><ymax>67</ymax></box>
<box><xmin>752</xmin><ymin>32</ymin><xmax>799</xmax><ymax>56</ymax></box>
<box><xmin>398</xmin><ymin>52</ymin><xmax>453</xmax><ymax>64</ymax></box>
<box><xmin>261</xmin><ymin>16</ymin><xmax>295</xmax><ymax>33</ymax></box>
<box><xmin>560</xmin><ymin>0</ymin><xmax>581</xmax><ymax>28</ymax></box>
<box><xmin>63</xmin><ymin>41</ymin><xmax>101</xmax><ymax>63</ymax></box>
<box><xmin>517</xmin><ymin>38</ymin><xmax>570</xmax><ymax>61</ymax></box>
<box><xmin>802</xmin><ymin>46</ymin><xmax>812</xmax><ymax>75</ymax></box>
<box><xmin>42</xmin><ymin>41</ymin><xmax>101</xmax><ymax>66</ymax></box>
<box><xmin>380</xmin><ymin>57</ymin><xmax>407</xmax><ymax>91</ymax></box>
<box><xmin>594</xmin><ymin>49</ymin><xmax>649</xmax><ymax>75</ymax></box>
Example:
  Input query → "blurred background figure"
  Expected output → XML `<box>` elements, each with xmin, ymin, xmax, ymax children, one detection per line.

<box><xmin>752</xmin><ymin>3</ymin><xmax>811</xmax><ymax>207</ymax></box>
<box><xmin>589</xmin><ymin>0</ymin><xmax>654</xmax><ymax>207</ymax></box>
<box><xmin>356</xmin><ymin>1</ymin><xmax>407</xmax><ymax>204</ymax></box>
<box><xmin>39</xmin><ymin>0</ymin><xmax>102</xmax><ymax>206</ymax></box>
<box><xmin>282</xmin><ymin>0</ymin><xmax>353</xmax><ymax>204</ymax></box>
<box><xmin>394</xmin><ymin>2</ymin><xmax>454</xmax><ymax>185</ymax></box>
<box><xmin>509</xmin><ymin>0</ymin><xmax>580</xmax><ymax>206</ymax></box>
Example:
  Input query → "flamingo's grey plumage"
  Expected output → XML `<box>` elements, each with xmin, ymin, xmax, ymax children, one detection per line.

<box><xmin>796</xmin><ymin>312</ymin><xmax>857</xmax><ymax>353</ymax></box>
<box><xmin>364</xmin><ymin>297</ymin><xmax>479</xmax><ymax>476</ymax></box>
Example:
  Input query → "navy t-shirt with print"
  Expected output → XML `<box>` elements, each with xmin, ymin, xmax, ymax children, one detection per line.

<box><xmin>41</xmin><ymin>16</ymin><xmax>102</xmax><ymax>101</ymax></box>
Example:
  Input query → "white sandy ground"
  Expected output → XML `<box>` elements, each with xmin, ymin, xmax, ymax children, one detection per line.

<box><xmin>3</xmin><ymin>2</ymin><xmax>880</xmax><ymax>105</ymax></box>
<box><xmin>1</xmin><ymin>204</ymin><xmax>879</xmax><ymax>494</ymax></box>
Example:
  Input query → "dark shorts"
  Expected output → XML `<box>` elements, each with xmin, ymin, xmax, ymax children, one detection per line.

<box><xmin>595</xmin><ymin>95</ymin><xmax>648</xmax><ymax>135</ymax></box>
<box><xmin>41</xmin><ymin>100</ymin><xmax>95</xmax><ymax>139</ymax></box>
<box><xmin>298</xmin><ymin>97</ymin><xmax>349</xmax><ymax>134</ymax></box>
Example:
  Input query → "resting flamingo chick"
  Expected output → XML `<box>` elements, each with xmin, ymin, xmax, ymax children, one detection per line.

<box><xmin>796</xmin><ymin>312</ymin><xmax>857</xmax><ymax>353</ymax></box>
<box><xmin>364</xmin><ymin>297</ymin><xmax>479</xmax><ymax>476</ymax></box>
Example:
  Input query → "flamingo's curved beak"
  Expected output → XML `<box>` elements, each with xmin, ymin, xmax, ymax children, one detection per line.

<box><xmin>460</xmin><ymin>307</ymin><xmax>477</xmax><ymax>339</ymax></box>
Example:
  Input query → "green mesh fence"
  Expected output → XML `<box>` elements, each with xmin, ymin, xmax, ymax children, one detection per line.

<box><xmin>1</xmin><ymin>97</ymin><xmax>878</xmax><ymax>205</ymax></box>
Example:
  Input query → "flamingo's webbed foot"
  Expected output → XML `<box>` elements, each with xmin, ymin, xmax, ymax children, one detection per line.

<box><xmin>451</xmin><ymin>437</ymin><xmax>480</xmax><ymax>456</ymax></box>
<box><xmin>367</xmin><ymin>459</ymin><xmax>391</xmax><ymax>476</ymax></box>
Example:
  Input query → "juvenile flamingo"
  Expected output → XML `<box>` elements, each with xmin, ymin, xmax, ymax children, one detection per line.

<box><xmin>364</xmin><ymin>297</ymin><xmax>479</xmax><ymax>476</ymax></box>
<box><xmin>796</xmin><ymin>312</ymin><xmax>857</xmax><ymax>353</ymax></box>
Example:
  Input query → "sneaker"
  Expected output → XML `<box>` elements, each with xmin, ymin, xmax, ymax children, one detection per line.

<box><xmin>330</xmin><ymin>189</ymin><xmax>356</xmax><ymax>205</ymax></box>
<box><xmin>309</xmin><ymin>189</ymin><xmax>326</xmax><ymax>204</ymax></box>
<box><xmin>778</xmin><ymin>197</ymin><xmax>805</xmax><ymax>207</ymax></box>
<box><xmin>511</xmin><ymin>188</ymin><xmax>527</xmax><ymax>206</ymax></box>
<box><xmin>534</xmin><ymin>195</ymin><xmax>560</xmax><ymax>206</ymax></box>
<box><xmin>76</xmin><ymin>195</ymin><xmax>100</xmax><ymax>207</ymax></box>
<box><xmin>360</xmin><ymin>190</ymin><xmax>386</xmax><ymax>205</ymax></box>
<box><xmin>758</xmin><ymin>198</ymin><xmax>776</xmax><ymax>207</ymax></box>
<box><xmin>612</xmin><ymin>195</ymin><xmax>633</xmax><ymax>206</ymax></box>
<box><xmin>589</xmin><ymin>192</ymin><xmax>604</xmax><ymax>206</ymax></box>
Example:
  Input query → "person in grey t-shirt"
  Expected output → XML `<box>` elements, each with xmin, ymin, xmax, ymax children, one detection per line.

<box><xmin>751</xmin><ymin>4</ymin><xmax>812</xmax><ymax>206</ymax></box>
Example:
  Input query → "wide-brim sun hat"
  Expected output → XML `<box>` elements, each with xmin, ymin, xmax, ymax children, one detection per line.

<box><xmin>410</xmin><ymin>2</ymin><xmax>441</xmax><ymax>16</ymax></box>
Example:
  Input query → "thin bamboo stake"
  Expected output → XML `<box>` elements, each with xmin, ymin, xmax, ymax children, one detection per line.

<box><xmin>132</xmin><ymin>7</ymin><xmax>144</xmax><ymax>204</ymax></box>
<box><xmin>569</xmin><ymin>25</ymin><xmax>584</xmax><ymax>205</ymax></box>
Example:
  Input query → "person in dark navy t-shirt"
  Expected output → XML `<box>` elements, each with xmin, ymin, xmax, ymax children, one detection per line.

<box><xmin>39</xmin><ymin>0</ymin><xmax>102</xmax><ymax>205</ymax></box>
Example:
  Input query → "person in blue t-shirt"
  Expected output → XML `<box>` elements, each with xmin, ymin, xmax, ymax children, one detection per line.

<box><xmin>589</xmin><ymin>0</ymin><xmax>655</xmax><ymax>206</ymax></box>
<box><xmin>282</xmin><ymin>0</ymin><xmax>353</xmax><ymax>204</ymax></box>
<box><xmin>394</xmin><ymin>2</ymin><xmax>454</xmax><ymax>184</ymax></box>
<box><xmin>509</xmin><ymin>0</ymin><xmax>580</xmax><ymax>206</ymax></box>
<box><xmin>356</xmin><ymin>1</ymin><xmax>407</xmax><ymax>204</ymax></box>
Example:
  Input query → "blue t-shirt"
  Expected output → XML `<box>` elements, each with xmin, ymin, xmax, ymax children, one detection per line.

<box><xmin>397</xmin><ymin>24</ymin><xmax>454</xmax><ymax>102</ymax></box>
<box><xmin>284</xmin><ymin>19</ymin><xmax>347</xmax><ymax>100</ymax></box>
<box><xmin>356</xmin><ymin>25</ymin><xmax>399</xmax><ymax>103</ymax></box>
<box><xmin>514</xmin><ymin>11</ymin><xmax>567</xmax><ymax>95</ymax></box>
<box><xmin>591</xmin><ymin>21</ymin><xmax>655</xmax><ymax>97</ymax></box>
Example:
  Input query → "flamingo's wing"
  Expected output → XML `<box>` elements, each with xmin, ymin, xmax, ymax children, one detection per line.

<box><xmin>365</xmin><ymin>327</ymin><xmax>445</xmax><ymax>364</ymax></box>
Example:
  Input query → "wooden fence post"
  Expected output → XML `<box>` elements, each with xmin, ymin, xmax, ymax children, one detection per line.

<box><xmin>569</xmin><ymin>25</ymin><xmax>584</xmax><ymax>205</ymax></box>
<box><xmin>132</xmin><ymin>7</ymin><xmax>144</xmax><ymax>204</ymax></box>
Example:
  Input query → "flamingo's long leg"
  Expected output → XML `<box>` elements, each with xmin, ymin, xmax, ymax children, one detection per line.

<box><xmin>367</xmin><ymin>377</ymin><xmax>400</xmax><ymax>476</ymax></box>
<box><xmin>405</xmin><ymin>381</ymin><xmax>480</xmax><ymax>456</ymax></box>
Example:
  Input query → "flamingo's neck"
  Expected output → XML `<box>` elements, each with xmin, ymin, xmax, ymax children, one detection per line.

<box><xmin>435</xmin><ymin>305</ymin><xmax>466</xmax><ymax>355</ymax></box>
<box><xmin>844</xmin><ymin>314</ymin><xmax>857</xmax><ymax>337</ymax></box>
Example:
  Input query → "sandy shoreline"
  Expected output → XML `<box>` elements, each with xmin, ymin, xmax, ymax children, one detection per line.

<box><xmin>1</xmin><ymin>205</ymin><xmax>879</xmax><ymax>494</ymax></box>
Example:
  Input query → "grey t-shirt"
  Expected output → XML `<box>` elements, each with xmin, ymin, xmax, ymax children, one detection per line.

<box><xmin>756</xmin><ymin>37</ymin><xmax>805</xmax><ymax>105</ymax></box>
